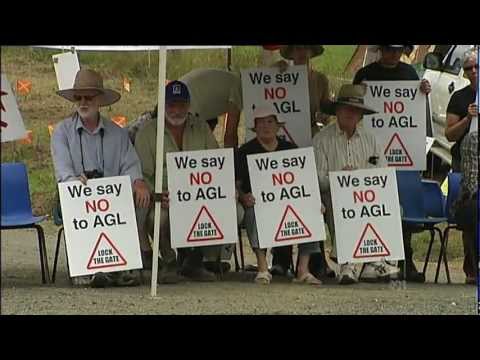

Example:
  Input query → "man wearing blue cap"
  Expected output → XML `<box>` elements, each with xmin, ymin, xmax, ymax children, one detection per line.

<box><xmin>135</xmin><ymin>81</ymin><xmax>222</xmax><ymax>283</ymax></box>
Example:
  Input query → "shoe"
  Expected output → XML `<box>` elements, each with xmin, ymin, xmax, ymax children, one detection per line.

<box><xmin>270</xmin><ymin>264</ymin><xmax>287</xmax><ymax>276</ymax></box>
<box><xmin>338</xmin><ymin>264</ymin><xmax>358</xmax><ymax>285</ymax></box>
<box><xmin>254</xmin><ymin>271</ymin><xmax>272</xmax><ymax>285</ymax></box>
<box><xmin>293</xmin><ymin>273</ymin><xmax>322</xmax><ymax>286</ymax></box>
<box><xmin>158</xmin><ymin>262</ymin><xmax>183</xmax><ymax>284</ymax></box>
<box><xmin>360</xmin><ymin>261</ymin><xmax>399</xmax><ymax>282</ymax></box>
<box><xmin>114</xmin><ymin>270</ymin><xmax>141</xmax><ymax>287</ymax></box>
<box><xmin>203</xmin><ymin>261</ymin><xmax>231</xmax><ymax>274</ymax></box>
<box><xmin>182</xmin><ymin>266</ymin><xmax>217</xmax><ymax>282</ymax></box>
<box><xmin>71</xmin><ymin>275</ymin><xmax>93</xmax><ymax>287</ymax></box>
<box><xmin>91</xmin><ymin>272</ymin><xmax>112</xmax><ymax>288</ymax></box>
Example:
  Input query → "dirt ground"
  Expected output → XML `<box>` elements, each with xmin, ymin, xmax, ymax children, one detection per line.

<box><xmin>1</xmin><ymin>224</ymin><xmax>477</xmax><ymax>315</ymax></box>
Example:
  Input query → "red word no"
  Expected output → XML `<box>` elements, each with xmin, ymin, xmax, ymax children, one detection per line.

<box><xmin>85</xmin><ymin>199</ymin><xmax>110</xmax><ymax>213</ymax></box>
<box><xmin>190</xmin><ymin>172</ymin><xmax>212</xmax><ymax>185</ymax></box>
<box><xmin>264</xmin><ymin>87</ymin><xmax>287</xmax><ymax>100</ymax></box>
<box><xmin>384</xmin><ymin>101</ymin><xmax>404</xmax><ymax>114</ymax></box>
<box><xmin>353</xmin><ymin>190</ymin><xmax>376</xmax><ymax>203</ymax></box>
<box><xmin>272</xmin><ymin>171</ymin><xmax>295</xmax><ymax>186</ymax></box>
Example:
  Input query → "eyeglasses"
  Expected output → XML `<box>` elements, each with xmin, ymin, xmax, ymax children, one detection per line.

<box><xmin>463</xmin><ymin>64</ymin><xmax>479</xmax><ymax>72</ymax></box>
<box><xmin>73</xmin><ymin>94</ymin><xmax>97</xmax><ymax>102</ymax></box>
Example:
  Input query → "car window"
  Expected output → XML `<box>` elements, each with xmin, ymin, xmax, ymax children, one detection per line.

<box><xmin>443</xmin><ymin>45</ymin><xmax>474</xmax><ymax>75</ymax></box>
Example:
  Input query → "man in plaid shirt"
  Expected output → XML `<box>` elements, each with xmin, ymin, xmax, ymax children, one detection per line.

<box><xmin>454</xmin><ymin>131</ymin><xmax>478</xmax><ymax>285</ymax></box>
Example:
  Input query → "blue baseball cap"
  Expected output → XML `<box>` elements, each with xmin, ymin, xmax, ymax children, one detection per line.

<box><xmin>165</xmin><ymin>80</ymin><xmax>190</xmax><ymax>103</ymax></box>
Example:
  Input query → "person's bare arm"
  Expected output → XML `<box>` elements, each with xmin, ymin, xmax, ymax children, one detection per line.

<box><xmin>445</xmin><ymin>103</ymin><xmax>478</xmax><ymax>141</ymax></box>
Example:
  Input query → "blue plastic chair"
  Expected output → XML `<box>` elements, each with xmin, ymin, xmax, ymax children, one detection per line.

<box><xmin>438</xmin><ymin>172</ymin><xmax>462</xmax><ymax>283</ymax></box>
<box><xmin>397</xmin><ymin>171</ymin><xmax>447</xmax><ymax>283</ymax></box>
<box><xmin>421</xmin><ymin>179</ymin><xmax>450</xmax><ymax>283</ymax></box>
<box><xmin>1</xmin><ymin>163</ymin><xmax>50</xmax><ymax>283</ymax></box>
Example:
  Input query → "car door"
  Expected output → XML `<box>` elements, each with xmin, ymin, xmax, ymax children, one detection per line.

<box><xmin>430</xmin><ymin>45</ymin><xmax>473</xmax><ymax>148</ymax></box>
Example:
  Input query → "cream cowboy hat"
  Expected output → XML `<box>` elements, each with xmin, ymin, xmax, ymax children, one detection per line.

<box><xmin>249</xmin><ymin>105</ymin><xmax>285</xmax><ymax>132</ymax></box>
<box><xmin>280</xmin><ymin>45</ymin><xmax>325</xmax><ymax>60</ymax></box>
<box><xmin>326</xmin><ymin>84</ymin><xmax>377</xmax><ymax>116</ymax></box>
<box><xmin>57</xmin><ymin>69</ymin><xmax>121</xmax><ymax>107</ymax></box>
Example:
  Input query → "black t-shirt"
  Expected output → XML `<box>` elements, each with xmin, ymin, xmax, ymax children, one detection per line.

<box><xmin>235</xmin><ymin>137</ymin><xmax>297</xmax><ymax>194</ymax></box>
<box><xmin>446</xmin><ymin>85</ymin><xmax>477</xmax><ymax>166</ymax></box>
<box><xmin>353</xmin><ymin>61</ymin><xmax>420</xmax><ymax>83</ymax></box>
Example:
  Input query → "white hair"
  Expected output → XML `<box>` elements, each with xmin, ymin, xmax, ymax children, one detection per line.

<box><xmin>463</xmin><ymin>47</ymin><xmax>478</xmax><ymax>67</ymax></box>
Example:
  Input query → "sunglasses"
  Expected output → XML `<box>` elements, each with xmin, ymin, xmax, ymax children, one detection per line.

<box><xmin>463</xmin><ymin>64</ymin><xmax>479</xmax><ymax>72</ymax></box>
<box><xmin>73</xmin><ymin>94</ymin><xmax>98</xmax><ymax>102</ymax></box>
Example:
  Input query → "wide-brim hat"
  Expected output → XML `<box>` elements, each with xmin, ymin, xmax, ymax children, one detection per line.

<box><xmin>57</xmin><ymin>69</ymin><xmax>121</xmax><ymax>107</ymax></box>
<box><xmin>325</xmin><ymin>84</ymin><xmax>377</xmax><ymax>116</ymax></box>
<box><xmin>280</xmin><ymin>45</ymin><xmax>324</xmax><ymax>60</ymax></box>
<box><xmin>249</xmin><ymin>105</ymin><xmax>285</xmax><ymax>132</ymax></box>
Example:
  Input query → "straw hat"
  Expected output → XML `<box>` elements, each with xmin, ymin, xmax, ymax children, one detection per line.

<box><xmin>57</xmin><ymin>69</ymin><xmax>121</xmax><ymax>107</ymax></box>
<box><xmin>325</xmin><ymin>84</ymin><xmax>377</xmax><ymax>116</ymax></box>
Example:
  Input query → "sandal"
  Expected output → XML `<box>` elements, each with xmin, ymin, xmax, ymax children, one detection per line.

<box><xmin>293</xmin><ymin>273</ymin><xmax>322</xmax><ymax>286</ymax></box>
<box><xmin>254</xmin><ymin>271</ymin><xmax>272</xmax><ymax>285</ymax></box>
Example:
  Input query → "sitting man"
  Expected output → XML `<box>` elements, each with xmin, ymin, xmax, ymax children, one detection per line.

<box><xmin>313</xmin><ymin>84</ymin><xmax>399</xmax><ymax>285</ymax></box>
<box><xmin>353</xmin><ymin>44</ymin><xmax>431</xmax><ymax>282</ymax></box>
<box><xmin>51</xmin><ymin>69</ymin><xmax>150</xmax><ymax>288</ymax></box>
<box><xmin>128</xmin><ymin>68</ymin><xmax>242</xmax><ymax>148</ymax></box>
<box><xmin>134</xmin><ymin>80</ymin><xmax>224</xmax><ymax>284</ymax></box>
<box><xmin>236</xmin><ymin>105</ymin><xmax>324</xmax><ymax>285</ymax></box>
<box><xmin>454</xmin><ymin>131</ymin><xmax>478</xmax><ymax>285</ymax></box>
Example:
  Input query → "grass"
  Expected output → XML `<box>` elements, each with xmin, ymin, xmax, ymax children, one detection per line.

<box><xmin>0</xmin><ymin>45</ymin><xmax>465</xmax><ymax>260</ymax></box>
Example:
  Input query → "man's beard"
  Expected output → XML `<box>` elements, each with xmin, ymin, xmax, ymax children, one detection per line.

<box><xmin>166</xmin><ymin>113</ymin><xmax>187</xmax><ymax>126</ymax></box>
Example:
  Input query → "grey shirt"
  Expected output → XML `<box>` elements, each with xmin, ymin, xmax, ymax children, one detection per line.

<box><xmin>51</xmin><ymin>112</ymin><xmax>143</xmax><ymax>184</ymax></box>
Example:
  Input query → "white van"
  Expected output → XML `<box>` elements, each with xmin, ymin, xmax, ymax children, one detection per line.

<box><xmin>423</xmin><ymin>44</ymin><xmax>475</xmax><ymax>166</ymax></box>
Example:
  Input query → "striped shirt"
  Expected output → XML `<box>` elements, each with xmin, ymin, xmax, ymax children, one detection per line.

<box><xmin>313</xmin><ymin>122</ymin><xmax>384</xmax><ymax>191</ymax></box>
<box><xmin>459</xmin><ymin>131</ymin><xmax>478</xmax><ymax>200</ymax></box>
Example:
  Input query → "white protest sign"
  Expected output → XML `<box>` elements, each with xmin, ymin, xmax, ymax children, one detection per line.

<box><xmin>364</xmin><ymin>81</ymin><xmax>427</xmax><ymax>170</ymax></box>
<box><xmin>1</xmin><ymin>74</ymin><xmax>27</xmax><ymax>143</ymax></box>
<box><xmin>58</xmin><ymin>176</ymin><xmax>142</xmax><ymax>277</ymax></box>
<box><xmin>241</xmin><ymin>65</ymin><xmax>312</xmax><ymax>147</ymax></box>
<box><xmin>52</xmin><ymin>51</ymin><xmax>80</xmax><ymax>91</ymax></box>
<box><xmin>426</xmin><ymin>136</ymin><xmax>435</xmax><ymax>154</ymax></box>
<box><xmin>167</xmin><ymin>148</ymin><xmax>237</xmax><ymax>248</ymax></box>
<box><xmin>247</xmin><ymin>147</ymin><xmax>326</xmax><ymax>249</ymax></box>
<box><xmin>329</xmin><ymin>167</ymin><xmax>404</xmax><ymax>264</ymax></box>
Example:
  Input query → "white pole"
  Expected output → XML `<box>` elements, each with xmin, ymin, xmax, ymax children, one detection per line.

<box><xmin>150</xmin><ymin>46</ymin><xmax>167</xmax><ymax>297</ymax></box>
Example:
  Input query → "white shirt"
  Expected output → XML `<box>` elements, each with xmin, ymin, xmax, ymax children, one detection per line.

<box><xmin>313</xmin><ymin>121</ymin><xmax>384</xmax><ymax>192</ymax></box>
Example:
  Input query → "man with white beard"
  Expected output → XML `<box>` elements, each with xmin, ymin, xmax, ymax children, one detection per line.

<box><xmin>135</xmin><ymin>81</ymin><xmax>223</xmax><ymax>284</ymax></box>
